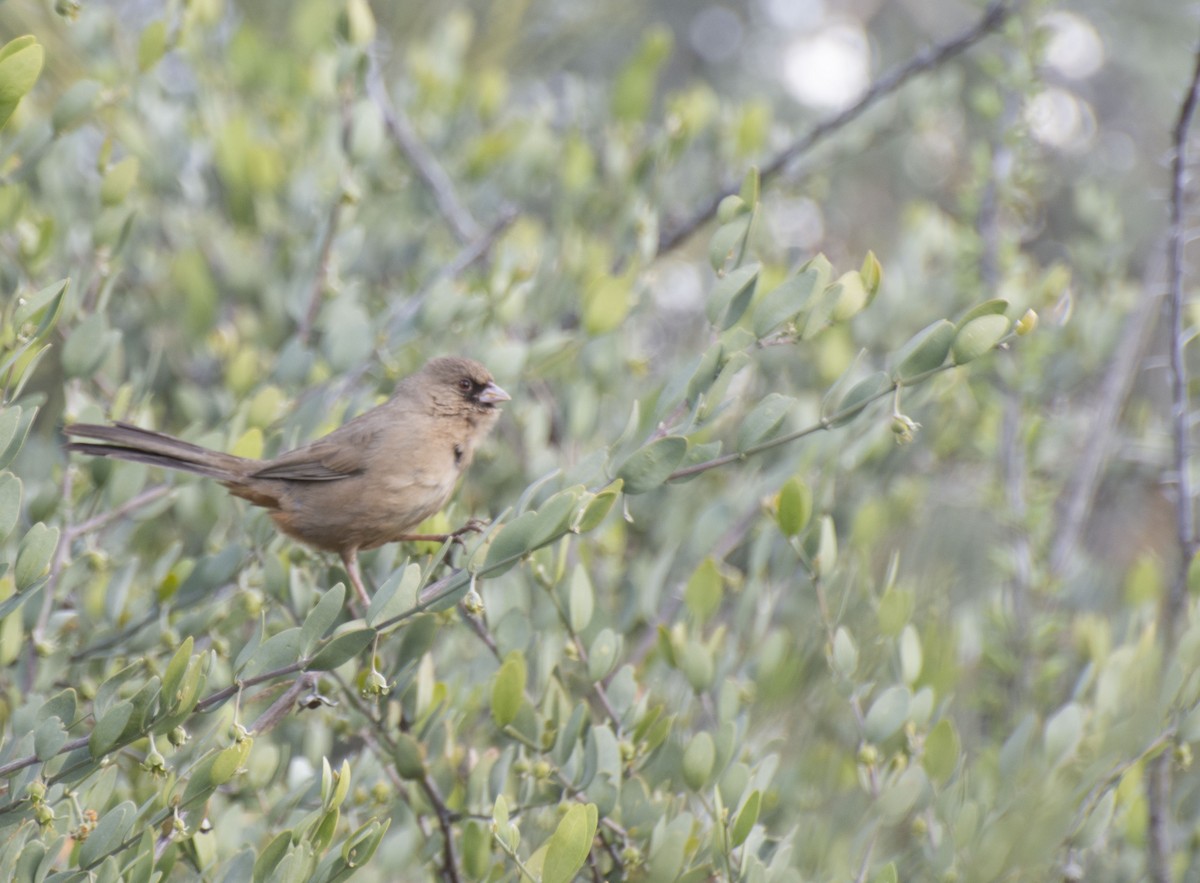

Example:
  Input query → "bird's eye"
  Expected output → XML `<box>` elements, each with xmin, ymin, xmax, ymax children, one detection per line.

<box><xmin>457</xmin><ymin>378</ymin><xmax>473</xmax><ymax>392</ymax></box>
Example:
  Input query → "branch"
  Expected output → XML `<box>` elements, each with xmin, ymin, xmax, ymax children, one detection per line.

<box><xmin>1163</xmin><ymin>38</ymin><xmax>1200</xmax><ymax>637</ymax></box>
<box><xmin>299</xmin><ymin>93</ymin><xmax>354</xmax><ymax>344</ymax></box>
<box><xmin>657</xmin><ymin>0</ymin><xmax>1022</xmax><ymax>254</ymax></box>
<box><xmin>1147</xmin><ymin>34</ymin><xmax>1200</xmax><ymax>883</ymax></box>
<box><xmin>367</xmin><ymin>56</ymin><xmax>482</xmax><ymax>244</ymax></box>
<box><xmin>664</xmin><ymin>355</ymin><xmax>978</xmax><ymax>482</ymax></box>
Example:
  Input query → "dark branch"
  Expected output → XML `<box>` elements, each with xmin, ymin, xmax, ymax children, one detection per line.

<box><xmin>657</xmin><ymin>0</ymin><xmax>1021</xmax><ymax>254</ymax></box>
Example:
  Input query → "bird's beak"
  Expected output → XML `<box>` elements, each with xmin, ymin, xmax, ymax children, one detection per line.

<box><xmin>478</xmin><ymin>382</ymin><xmax>511</xmax><ymax>405</ymax></box>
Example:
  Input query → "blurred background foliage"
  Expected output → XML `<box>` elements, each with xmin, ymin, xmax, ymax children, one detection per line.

<box><xmin>1</xmin><ymin>0</ymin><xmax>1199</xmax><ymax>880</ymax></box>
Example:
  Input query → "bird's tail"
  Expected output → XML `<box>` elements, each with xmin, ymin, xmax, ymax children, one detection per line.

<box><xmin>63</xmin><ymin>422</ymin><xmax>250</xmax><ymax>482</ymax></box>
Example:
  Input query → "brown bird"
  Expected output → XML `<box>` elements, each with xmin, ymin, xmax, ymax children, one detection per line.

<box><xmin>64</xmin><ymin>356</ymin><xmax>509</xmax><ymax>607</ymax></box>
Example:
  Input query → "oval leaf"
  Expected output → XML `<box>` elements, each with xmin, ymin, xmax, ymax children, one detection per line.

<box><xmin>864</xmin><ymin>685</ymin><xmax>911</xmax><ymax>743</ymax></box>
<box><xmin>307</xmin><ymin>627</ymin><xmax>376</xmax><ymax>671</ymax></box>
<box><xmin>0</xmin><ymin>471</ymin><xmax>21</xmax><ymax>542</ymax></box>
<box><xmin>775</xmin><ymin>476</ymin><xmax>811</xmax><ymax>537</ymax></box>
<box><xmin>894</xmin><ymin>320</ymin><xmax>955</xmax><ymax>382</ymax></box>
<box><xmin>15</xmin><ymin>522</ymin><xmax>58</xmax><ymax>590</ymax></box>
<box><xmin>923</xmin><ymin>718</ymin><xmax>960</xmax><ymax>784</ymax></box>
<box><xmin>616</xmin><ymin>436</ymin><xmax>688</xmax><ymax>495</ymax></box>
<box><xmin>240</xmin><ymin>628</ymin><xmax>304</xmax><ymax>679</ymax></box>
<box><xmin>492</xmin><ymin>651</ymin><xmax>527</xmax><ymax>728</ymax></box>
<box><xmin>89</xmin><ymin>700</ymin><xmax>134</xmax><ymax>758</ymax></box>
<box><xmin>682</xmin><ymin>731</ymin><xmax>715</xmax><ymax>790</ymax></box>
<box><xmin>830</xmin><ymin>372</ymin><xmax>890</xmax><ymax>427</ymax></box>
<box><xmin>301</xmin><ymin>584</ymin><xmax>345</xmax><ymax>652</ymax></box>
<box><xmin>542</xmin><ymin>803</ymin><xmax>598</xmax><ymax>883</ymax></box>
<box><xmin>952</xmin><ymin>313</ymin><xmax>1010</xmax><ymax>365</ymax></box>
<box><xmin>737</xmin><ymin>393</ymin><xmax>793</xmax><ymax>450</ymax></box>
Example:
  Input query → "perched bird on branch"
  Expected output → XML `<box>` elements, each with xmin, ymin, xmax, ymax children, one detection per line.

<box><xmin>64</xmin><ymin>356</ymin><xmax>509</xmax><ymax>607</ymax></box>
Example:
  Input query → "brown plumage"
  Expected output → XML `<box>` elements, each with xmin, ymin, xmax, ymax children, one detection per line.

<box><xmin>64</xmin><ymin>356</ymin><xmax>509</xmax><ymax>606</ymax></box>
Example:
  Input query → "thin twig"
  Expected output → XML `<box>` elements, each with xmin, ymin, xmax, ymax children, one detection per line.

<box><xmin>367</xmin><ymin>56</ymin><xmax>482</xmax><ymax>244</ymax></box>
<box><xmin>66</xmin><ymin>484</ymin><xmax>172</xmax><ymax>540</ymax></box>
<box><xmin>1147</xmin><ymin>34</ymin><xmax>1200</xmax><ymax>883</ymax></box>
<box><xmin>1162</xmin><ymin>38</ymin><xmax>1200</xmax><ymax>639</ymax></box>
<box><xmin>657</xmin><ymin>0</ymin><xmax>1021</xmax><ymax>254</ymax></box>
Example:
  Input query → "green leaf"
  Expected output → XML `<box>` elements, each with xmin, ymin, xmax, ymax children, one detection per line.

<box><xmin>830</xmin><ymin>372</ymin><xmax>891</xmax><ymax>427</ymax></box>
<box><xmin>893</xmin><ymin>320</ymin><xmax>955</xmax><ymax>382</ymax></box>
<box><xmin>77</xmin><ymin>800</ymin><xmax>135</xmax><ymax>869</ymax></box>
<box><xmin>878</xmin><ymin>588</ymin><xmax>914</xmax><ymax>636</ymax></box>
<box><xmin>707</xmin><ymin>263</ymin><xmax>760</xmax><ymax>328</ymax></box>
<box><xmin>574</xmin><ymin>480</ymin><xmax>622</xmax><ymax>532</ymax></box>
<box><xmin>392</xmin><ymin>731</ymin><xmax>426</xmax><ymax>780</ymax></box>
<box><xmin>482</xmin><ymin>511</ymin><xmax>539</xmax><ymax>576</ymax></box>
<box><xmin>13</xmin><ymin>278</ymin><xmax>67</xmax><ymax>333</ymax></box>
<box><xmin>877</xmin><ymin>766</ymin><xmax>926</xmax><ymax>823</ymax></box>
<box><xmin>955</xmin><ymin>297</ymin><xmax>1008</xmax><ymax>328</ymax></box>
<box><xmin>739</xmin><ymin>166</ymin><xmax>760</xmax><ymax>206</ymax></box>
<box><xmin>923</xmin><ymin>718</ymin><xmax>960</xmax><ymax>784</ymax></box>
<box><xmin>38</xmin><ymin>687</ymin><xmax>77</xmax><ymax>725</ymax></box>
<box><xmin>526</xmin><ymin>487</ymin><xmax>584</xmax><ymax>548</ymax></box>
<box><xmin>1044</xmin><ymin>701</ymin><xmax>1084</xmax><ymax>766</ymax></box>
<box><xmin>491</xmin><ymin>651</ymin><xmax>527</xmax><ymax>728</ymax></box>
<box><xmin>0</xmin><ymin>408</ymin><xmax>21</xmax><ymax>459</ymax></box>
<box><xmin>582</xmin><ymin>274</ymin><xmax>632</xmax><ymax>335</ymax></box>
<box><xmin>861</xmin><ymin>250</ymin><xmax>883</xmax><ymax>299</ymax></box>
<box><xmin>0</xmin><ymin>405</ymin><xmax>36</xmax><ymax>471</ymax></box>
<box><xmin>341</xmin><ymin>819</ymin><xmax>390</xmax><ymax>868</ymax></box>
<box><xmin>568</xmin><ymin>564</ymin><xmax>594</xmax><ymax>633</ymax></box>
<box><xmin>542</xmin><ymin>803</ymin><xmax>598</xmax><ymax>883</ymax></box>
<box><xmin>365</xmin><ymin>563</ymin><xmax>421</xmax><ymax>626</ymax></box>
<box><xmin>752</xmin><ymin>266</ymin><xmax>823</xmax><ymax>337</ymax></box>
<box><xmin>829</xmin><ymin>271</ymin><xmax>869</xmax><ymax>322</ymax></box>
<box><xmin>89</xmin><ymin>699</ymin><xmax>135</xmax><ymax>757</ymax></box>
<box><xmin>730</xmin><ymin>790</ymin><xmax>761</xmax><ymax>847</ymax></box>
<box><xmin>951</xmin><ymin>313</ymin><xmax>1010</xmax><ymax>365</ymax></box>
<box><xmin>307</xmin><ymin>627</ymin><xmax>375</xmax><ymax>671</ymax></box>
<box><xmin>62</xmin><ymin>313</ymin><xmax>120</xmax><ymax>378</ymax></box>
<box><xmin>775</xmin><ymin>476</ymin><xmax>811</xmax><ymax>536</ymax></box>
<box><xmin>240</xmin><ymin>627</ymin><xmax>304</xmax><ymax>679</ymax></box>
<box><xmin>737</xmin><ymin>393</ymin><xmax>793</xmax><ymax>450</ymax></box>
<box><xmin>682</xmin><ymin>731</ymin><xmax>715</xmax><ymax>789</ymax></box>
<box><xmin>899</xmin><ymin>624</ymin><xmax>923</xmax><ymax>684</ymax></box>
<box><xmin>100</xmin><ymin>156</ymin><xmax>140</xmax><ymax>205</ymax></box>
<box><xmin>160</xmin><ymin>636</ymin><xmax>195</xmax><ymax>706</ymax></box>
<box><xmin>461</xmin><ymin>820</ymin><xmax>491</xmax><ymax>880</ymax></box>
<box><xmin>0</xmin><ymin>472</ymin><xmax>21</xmax><ymax>542</ymax></box>
<box><xmin>15</xmin><ymin>522</ymin><xmax>58</xmax><ymax>590</ymax></box>
<box><xmin>831</xmin><ymin>626</ymin><xmax>858</xmax><ymax>678</ymax></box>
<box><xmin>254</xmin><ymin>832</ymin><xmax>292</xmax><ymax>883</ymax></box>
<box><xmin>864</xmin><ymin>686</ymin><xmax>911</xmax><ymax>743</ymax></box>
<box><xmin>211</xmin><ymin>738</ymin><xmax>252</xmax><ymax>785</ymax></box>
<box><xmin>0</xmin><ymin>36</ymin><xmax>43</xmax><ymax>129</ymax></box>
<box><xmin>684</xmin><ymin>558</ymin><xmax>722</xmax><ymax>625</ymax></box>
<box><xmin>233</xmin><ymin>616</ymin><xmax>264</xmax><ymax>675</ymax></box>
<box><xmin>34</xmin><ymin>715</ymin><xmax>67</xmax><ymax>761</ymax></box>
<box><xmin>806</xmin><ymin>515</ymin><xmax>837</xmax><ymax>579</ymax></box>
<box><xmin>616</xmin><ymin>436</ymin><xmax>688</xmax><ymax>494</ymax></box>
<box><xmin>138</xmin><ymin>20</ymin><xmax>168</xmax><ymax>71</ymax></box>
<box><xmin>301</xmin><ymin>583</ymin><xmax>345</xmax><ymax>652</ymax></box>
<box><xmin>587</xmin><ymin>628</ymin><xmax>621</xmax><ymax>682</ymax></box>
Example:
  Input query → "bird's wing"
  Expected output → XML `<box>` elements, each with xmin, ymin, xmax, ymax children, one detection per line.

<box><xmin>249</xmin><ymin>425</ymin><xmax>378</xmax><ymax>482</ymax></box>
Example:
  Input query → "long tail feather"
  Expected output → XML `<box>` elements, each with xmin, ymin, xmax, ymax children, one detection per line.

<box><xmin>64</xmin><ymin>423</ymin><xmax>248</xmax><ymax>482</ymax></box>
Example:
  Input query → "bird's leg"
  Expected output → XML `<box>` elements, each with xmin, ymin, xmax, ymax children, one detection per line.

<box><xmin>397</xmin><ymin>518</ymin><xmax>489</xmax><ymax>548</ymax></box>
<box><xmin>340</xmin><ymin>548</ymin><xmax>372</xmax><ymax>609</ymax></box>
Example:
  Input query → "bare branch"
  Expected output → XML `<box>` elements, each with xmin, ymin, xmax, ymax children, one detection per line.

<box><xmin>1163</xmin><ymin>38</ymin><xmax>1200</xmax><ymax>635</ymax></box>
<box><xmin>657</xmin><ymin>0</ymin><xmax>1022</xmax><ymax>254</ymax></box>
<box><xmin>367</xmin><ymin>56</ymin><xmax>482</xmax><ymax>245</ymax></box>
<box><xmin>1146</xmin><ymin>34</ymin><xmax>1200</xmax><ymax>883</ymax></box>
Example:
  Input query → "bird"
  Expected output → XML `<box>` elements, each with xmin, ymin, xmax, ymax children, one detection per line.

<box><xmin>64</xmin><ymin>356</ymin><xmax>510</xmax><ymax>607</ymax></box>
